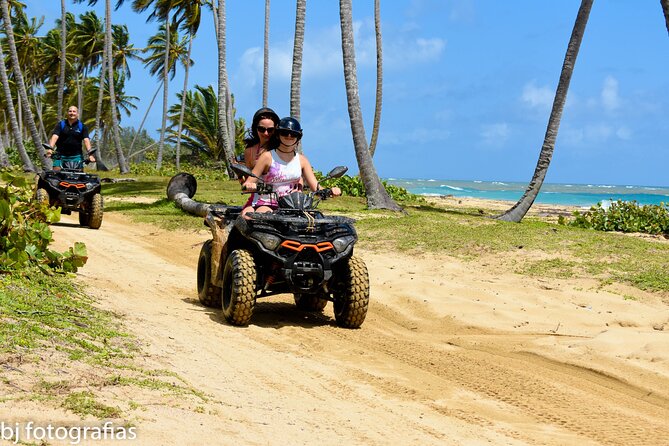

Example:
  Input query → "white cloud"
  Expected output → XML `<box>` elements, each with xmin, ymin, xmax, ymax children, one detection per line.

<box><xmin>385</xmin><ymin>37</ymin><xmax>446</xmax><ymax>67</ymax></box>
<box><xmin>521</xmin><ymin>81</ymin><xmax>553</xmax><ymax>109</ymax></box>
<box><xmin>481</xmin><ymin>123</ymin><xmax>510</xmax><ymax>146</ymax></box>
<box><xmin>601</xmin><ymin>75</ymin><xmax>620</xmax><ymax>112</ymax></box>
<box><xmin>616</xmin><ymin>126</ymin><xmax>632</xmax><ymax>140</ymax></box>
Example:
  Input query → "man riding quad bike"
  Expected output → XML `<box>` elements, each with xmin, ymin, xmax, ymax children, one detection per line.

<box><xmin>197</xmin><ymin>164</ymin><xmax>369</xmax><ymax>328</ymax></box>
<box><xmin>36</xmin><ymin>143</ymin><xmax>103</xmax><ymax>229</ymax></box>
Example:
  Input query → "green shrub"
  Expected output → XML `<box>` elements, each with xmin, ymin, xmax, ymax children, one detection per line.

<box><xmin>559</xmin><ymin>200</ymin><xmax>669</xmax><ymax>236</ymax></box>
<box><xmin>0</xmin><ymin>169</ymin><xmax>88</xmax><ymax>273</ymax></box>
<box><xmin>316</xmin><ymin>171</ymin><xmax>423</xmax><ymax>203</ymax></box>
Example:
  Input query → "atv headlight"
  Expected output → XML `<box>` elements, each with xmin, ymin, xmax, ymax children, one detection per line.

<box><xmin>86</xmin><ymin>182</ymin><xmax>96</xmax><ymax>190</ymax></box>
<box><xmin>48</xmin><ymin>178</ymin><xmax>60</xmax><ymax>187</ymax></box>
<box><xmin>333</xmin><ymin>235</ymin><xmax>356</xmax><ymax>253</ymax></box>
<box><xmin>250</xmin><ymin>232</ymin><xmax>281</xmax><ymax>251</ymax></box>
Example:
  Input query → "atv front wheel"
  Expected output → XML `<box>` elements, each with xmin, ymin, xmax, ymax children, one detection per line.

<box><xmin>197</xmin><ymin>240</ymin><xmax>222</xmax><ymax>307</ymax></box>
<box><xmin>294</xmin><ymin>293</ymin><xmax>328</xmax><ymax>312</ymax></box>
<box><xmin>36</xmin><ymin>188</ymin><xmax>49</xmax><ymax>207</ymax></box>
<box><xmin>221</xmin><ymin>249</ymin><xmax>257</xmax><ymax>326</ymax></box>
<box><xmin>88</xmin><ymin>193</ymin><xmax>103</xmax><ymax>229</ymax></box>
<box><xmin>333</xmin><ymin>256</ymin><xmax>369</xmax><ymax>328</ymax></box>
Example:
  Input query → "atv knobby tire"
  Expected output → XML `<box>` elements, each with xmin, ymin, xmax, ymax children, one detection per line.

<box><xmin>88</xmin><ymin>193</ymin><xmax>103</xmax><ymax>229</ymax></box>
<box><xmin>197</xmin><ymin>240</ymin><xmax>222</xmax><ymax>307</ymax></box>
<box><xmin>222</xmin><ymin>249</ymin><xmax>257</xmax><ymax>326</ymax></box>
<box><xmin>78</xmin><ymin>211</ymin><xmax>90</xmax><ymax>227</ymax></box>
<box><xmin>333</xmin><ymin>256</ymin><xmax>369</xmax><ymax>328</ymax></box>
<box><xmin>294</xmin><ymin>293</ymin><xmax>328</xmax><ymax>312</ymax></box>
<box><xmin>36</xmin><ymin>188</ymin><xmax>49</xmax><ymax>207</ymax></box>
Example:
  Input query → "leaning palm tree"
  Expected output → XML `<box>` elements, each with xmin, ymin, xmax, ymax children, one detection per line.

<box><xmin>290</xmin><ymin>0</ymin><xmax>305</xmax><ymax>122</ymax></box>
<box><xmin>262</xmin><ymin>0</ymin><xmax>270</xmax><ymax>107</ymax></box>
<box><xmin>496</xmin><ymin>0</ymin><xmax>593</xmax><ymax>222</ymax></box>
<box><xmin>1</xmin><ymin>0</ymin><xmax>47</xmax><ymax>167</ymax></box>
<box><xmin>338</xmin><ymin>0</ymin><xmax>401</xmax><ymax>211</ymax></box>
<box><xmin>369</xmin><ymin>0</ymin><xmax>382</xmax><ymax>157</ymax></box>
<box><xmin>662</xmin><ymin>0</ymin><xmax>669</xmax><ymax>35</ymax></box>
<box><xmin>0</xmin><ymin>37</ymin><xmax>33</xmax><ymax>171</ymax></box>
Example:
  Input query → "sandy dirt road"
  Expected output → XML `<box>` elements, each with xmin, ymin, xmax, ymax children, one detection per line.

<box><xmin>33</xmin><ymin>211</ymin><xmax>669</xmax><ymax>445</ymax></box>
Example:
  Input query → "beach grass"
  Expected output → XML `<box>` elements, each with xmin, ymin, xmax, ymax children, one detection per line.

<box><xmin>99</xmin><ymin>175</ymin><xmax>669</xmax><ymax>294</ymax></box>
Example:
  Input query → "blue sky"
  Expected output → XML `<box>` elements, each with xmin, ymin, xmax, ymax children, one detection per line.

<box><xmin>27</xmin><ymin>1</ymin><xmax>669</xmax><ymax>187</ymax></box>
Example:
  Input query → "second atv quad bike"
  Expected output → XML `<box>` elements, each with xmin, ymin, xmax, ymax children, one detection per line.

<box><xmin>197</xmin><ymin>164</ymin><xmax>369</xmax><ymax>328</ymax></box>
<box><xmin>36</xmin><ymin>143</ymin><xmax>103</xmax><ymax>229</ymax></box>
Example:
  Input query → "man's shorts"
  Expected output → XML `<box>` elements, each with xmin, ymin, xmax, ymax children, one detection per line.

<box><xmin>53</xmin><ymin>154</ymin><xmax>83</xmax><ymax>168</ymax></box>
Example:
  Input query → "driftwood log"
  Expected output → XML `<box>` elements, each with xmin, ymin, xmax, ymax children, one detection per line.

<box><xmin>166</xmin><ymin>173</ymin><xmax>212</xmax><ymax>217</ymax></box>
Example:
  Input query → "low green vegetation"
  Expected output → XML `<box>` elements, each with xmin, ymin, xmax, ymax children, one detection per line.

<box><xmin>97</xmin><ymin>169</ymin><xmax>669</xmax><ymax>294</ymax></box>
<box><xmin>0</xmin><ymin>169</ymin><xmax>87</xmax><ymax>273</ymax></box>
<box><xmin>560</xmin><ymin>200</ymin><xmax>669</xmax><ymax>236</ymax></box>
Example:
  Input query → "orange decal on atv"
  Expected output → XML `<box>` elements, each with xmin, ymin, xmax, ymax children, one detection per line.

<box><xmin>59</xmin><ymin>181</ymin><xmax>86</xmax><ymax>189</ymax></box>
<box><xmin>280</xmin><ymin>240</ymin><xmax>334</xmax><ymax>252</ymax></box>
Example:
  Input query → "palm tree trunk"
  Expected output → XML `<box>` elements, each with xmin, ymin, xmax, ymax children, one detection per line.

<box><xmin>175</xmin><ymin>35</ymin><xmax>193</xmax><ymax>171</ymax></box>
<box><xmin>662</xmin><ymin>0</ymin><xmax>669</xmax><ymax>35</ymax></box>
<box><xmin>369</xmin><ymin>0</ymin><xmax>383</xmax><ymax>157</ymax></box>
<box><xmin>216</xmin><ymin>0</ymin><xmax>235</xmax><ymax>176</ymax></box>
<box><xmin>130</xmin><ymin>81</ymin><xmax>163</xmax><ymax>156</ymax></box>
<box><xmin>496</xmin><ymin>0</ymin><xmax>593</xmax><ymax>223</ymax></box>
<box><xmin>290</xmin><ymin>0</ymin><xmax>305</xmax><ymax>122</ymax></box>
<box><xmin>156</xmin><ymin>16</ymin><xmax>171</xmax><ymax>171</ymax></box>
<box><xmin>0</xmin><ymin>129</ymin><xmax>9</xmax><ymax>167</ymax></box>
<box><xmin>105</xmin><ymin>0</ymin><xmax>129</xmax><ymax>173</ymax></box>
<box><xmin>93</xmin><ymin>42</ymin><xmax>107</xmax><ymax>164</ymax></box>
<box><xmin>58</xmin><ymin>0</ymin><xmax>66</xmax><ymax>119</ymax></box>
<box><xmin>262</xmin><ymin>0</ymin><xmax>270</xmax><ymax>107</ymax></box>
<box><xmin>31</xmin><ymin>89</ymin><xmax>48</xmax><ymax>142</ymax></box>
<box><xmin>1</xmin><ymin>0</ymin><xmax>47</xmax><ymax>167</ymax></box>
<box><xmin>339</xmin><ymin>0</ymin><xmax>401</xmax><ymax>211</ymax></box>
<box><xmin>0</xmin><ymin>42</ymin><xmax>33</xmax><ymax>171</ymax></box>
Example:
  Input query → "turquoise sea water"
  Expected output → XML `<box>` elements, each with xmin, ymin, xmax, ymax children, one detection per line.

<box><xmin>385</xmin><ymin>179</ymin><xmax>669</xmax><ymax>208</ymax></box>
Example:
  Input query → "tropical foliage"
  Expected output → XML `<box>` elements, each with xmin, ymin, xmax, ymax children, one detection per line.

<box><xmin>0</xmin><ymin>169</ymin><xmax>87</xmax><ymax>272</ymax></box>
<box><xmin>560</xmin><ymin>200</ymin><xmax>669</xmax><ymax>236</ymax></box>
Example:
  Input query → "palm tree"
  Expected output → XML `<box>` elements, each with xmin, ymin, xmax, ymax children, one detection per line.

<box><xmin>496</xmin><ymin>0</ymin><xmax>593</xmax><ymax>222</ymax></box>
<box><xmin>0</xmin><ymin>36</ymin><xmax>33</xmax><ymax>171</ymax></box>
<box><xmin>166</xmin><ymin>85</ymin><xmax>217</xmax><ymax>156</ymax></box>
<box><xmin>338</xmin><ymin>0</ymin><xmax>400</xmax><ymax>211</ymax></box>
<box><xmin>262</xmin><ymin>0</ymin><xmax>270</xmax><ymax>107</ymax></box>
<box><xmin>1</xmin><ymin>0</ymin><xmax>47</xmax><ymax>167</ymax></box>
<box><xmin>213</xmin><ymin>0</ymin><xmax>235</xmax><ymax>177</ymax></box>
<box><xmin>57</xmin><ymin>0</ymin><xmax>66</xmax><ymax>119</ymax></box>
<box><xmin>71</xmin><ymin>11</ymin><xmax>105</xmax><ymax>120</ymax></box>
<box><xmin>662</xmin><ymin>0</ymin><xmax>669</xmax><ymax>35</ymax></box>
<box><xmin>369</xmin><ymin>0</ymin><xmax>382</xmax><ymax>157</ymax></box>
<box><xmin>290</xmin><ymin>0</ymin><xmax>305</xmax><ymax>122</ymax></box>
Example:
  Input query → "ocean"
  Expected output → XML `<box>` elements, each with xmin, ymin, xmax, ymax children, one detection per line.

<box><xmin>385</xmin><ymin>179</ymin><xmax>669</xmax><ymax>208</ymax></box>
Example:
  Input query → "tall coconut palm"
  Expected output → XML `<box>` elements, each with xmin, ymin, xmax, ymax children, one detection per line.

<box><xmin>338</xmin><ymin>0</ymin><xmax>400</xmax><ymax>211</ymax></box>
<box><xmin>71</xmin><ymin>11</ymin><xmax>105</xmax><ymax>120</ymax></box>
<box><xmin>662</xmin><ymin>0</ymin><xmax>669</xmax><ymax>35</ymax></box>
<box><xmin>262</xmin><ymin>0</ymin><xmax>270</xmax><ymax>107</ymax></box>
<box><xmin>1</xmin><ymin>0</ymin><xmax>47</xmax><ymax>167</ymax></box>
<box><xmin>0</xmin><ymin>134</ymin><xmax>8</xmax><ymax>167</ymax></box>
<box><xmin>0</xmin><ymin>38</ymin><xmax>33</xmax><ymax>171</ymax></box>
<box><xmin>290</xmin><ymin>0</ymin><xmax>305</xmax><ymax>122</ymax></box>
<box><xmin>496</xmin><ymin>0</ymin><xmax>593</xmax><ymax>222</ymax></box>
<box><xmin>213</xmin><ymin>0</ymin><xmax>235</xmax><ymax>176</ymax></box>
<box><xmin>75</xmin><ymin>0</ymin><xmax>129</xmax><ymax>173</ymax></box>
<box><xmin>57</xmin><ymin>0</ymin><xmax>66</xmax><ymax>118</ymax></box>
<box><xmin>369</xmin><ymin>0</ymin><xmax>382</xmax><ymax>157</ymax></box>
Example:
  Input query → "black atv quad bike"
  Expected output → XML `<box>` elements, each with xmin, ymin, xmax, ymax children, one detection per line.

<box><xmin>197</xmin><ymin>164</ymin><xmax>369</xmax><ymax>328</ymax></box>
<box><xmin>36</xmin><ymin>143</ymin><xmax>103</xmax><ymax>229</ymax></box>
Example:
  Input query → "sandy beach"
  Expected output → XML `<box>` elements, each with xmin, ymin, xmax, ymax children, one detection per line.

<box><xmin>1</xmin><ymin>199</ymin><xmax>667</xmax><ymax>445</ymax></box>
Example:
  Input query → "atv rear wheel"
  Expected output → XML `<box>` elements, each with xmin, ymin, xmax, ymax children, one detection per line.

<box><xmin>333</xmin><ymin>256</ymin><xmax>369</xmax><ymax>328</ymax></box>
<box><xmin>197</xmin><ymin>240</ymin><xmax>222</xmax><ymax>307</ymax></box>
<box><xmin>36</xmin><ymin>188</ymin><xmax>49</xmax><ymax>207</ymax></box>
<box><xmin>88</xmin><ymin>193</ymin><xmax>103</xmax><ymax>229</ymax></box>
<box><xmin>294</xmin><ymin>293</ymin><xmax>328</xmax><ymax>312</ymax></box>
<box><xmin>221</xmin><ymin>249</ymin><xmax>257</xmax><ymax>326</ymax></box>
<box><xmin>78</xmin><ymin>211</ymin><xmax>90</xmax><ymax>227</ymax></box>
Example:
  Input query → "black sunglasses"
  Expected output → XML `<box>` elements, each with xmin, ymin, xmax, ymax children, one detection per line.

<box><xmin>257</xmin><ymin>125</ymin><xmax>275</xmax><ymax>134</ymax></box>
<box><xmin>278</xmin><ymin>129</ymin><xmax>300</xmax><ymax>138</ymax></box>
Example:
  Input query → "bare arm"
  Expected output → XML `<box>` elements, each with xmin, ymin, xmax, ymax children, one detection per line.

<box><xmin>242</xmin><ymin>151</ymin><xmax>271</xmax><ymax>190</ymax></box>
<box><xmin>300</xmin><ymin>155</ymin><xmax>319</xmax><ymax>191</ymax></box>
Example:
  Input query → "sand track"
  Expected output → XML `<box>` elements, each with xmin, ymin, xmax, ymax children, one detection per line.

<box><xmin>19</xmin><ymin>212</ymin><xmax>669</xmax><ymax>445</ymax></box>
